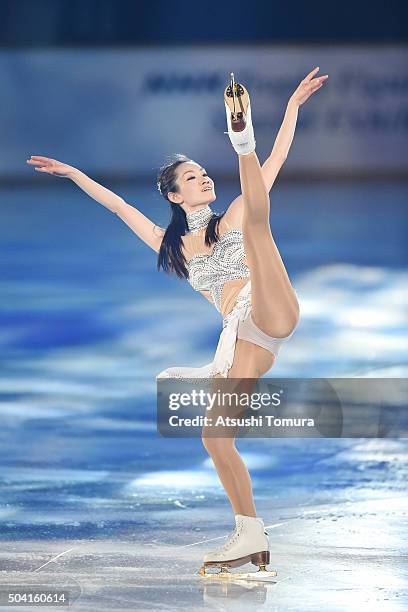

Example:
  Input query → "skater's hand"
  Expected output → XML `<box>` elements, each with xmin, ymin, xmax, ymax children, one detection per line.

<box><xmin>26</xmin><ymin>155</ymin><xmax>77</xmax><ymax>178</ymax></box>
<box><xmin>290</xmin><ymin>67</ymin><xmax>328</xmax><ymax>107</ymax></box>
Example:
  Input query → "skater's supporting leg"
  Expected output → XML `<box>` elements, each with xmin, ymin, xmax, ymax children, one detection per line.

<box><xmin>202</xmin><ymin>436</ymin><xmax>257</xmax><ymax>517</ymax></box>
<box><xmin>201</xmin><ymin>354</ymin><xmax>271</xmax><ymax>517</ymax></box>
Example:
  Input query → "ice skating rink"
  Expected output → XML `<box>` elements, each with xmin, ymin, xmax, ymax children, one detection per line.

<box><xmin>1</xmin><ymin>180</ymin><xmax>407</xmax><ymax>610</ymax></box>
<box><xmin>0</xmin><ymin>439</ymin><xmax>407</xmax><ymax>610</ymax></box>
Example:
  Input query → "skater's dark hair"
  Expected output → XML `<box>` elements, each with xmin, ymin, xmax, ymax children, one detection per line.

<box><xmin>156</xmin><ymin>154</ymin><xmax>225</xmax><ymax>279</ymax></box>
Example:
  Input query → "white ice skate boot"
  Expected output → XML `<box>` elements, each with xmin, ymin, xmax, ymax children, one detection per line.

<box><xmin>198</xmin><ymin>514</ymin><xmax>277</xmax><ymax>581</ymax></box>
<box><xmin>224</xmin><ymin>73</ymin><xmax>256</xmax><ymax>156</ymax></box>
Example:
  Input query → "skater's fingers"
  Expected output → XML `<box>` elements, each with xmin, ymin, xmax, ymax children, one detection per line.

<box><xmin>26</xmin><ymin>159</ymin><xmax>46</xmax><ymax>165</ymax></box>
<box><xmin>29</xmin><ymin>156</ymin><xmax>53</xmax><ymax>164</ymax></box>
<box><xmin>309</xmin><ymin>76</ymin><xmax>327</xmax><ymax>89</ymax></box>
<box><xmin>310</xmin><ymin>81</ymin><xmax>323</xmax><ymax>91</ymax></box>
<box><xmin>304</xmin><ymin>67</ymin><xmax>320</xmax><ymax>82</ymax></box>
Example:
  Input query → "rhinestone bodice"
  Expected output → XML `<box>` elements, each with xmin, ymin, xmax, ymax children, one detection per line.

<box><xmin>186</xmin><ymin>229</ymin><xmax>250</xmax><ymax>312</ymax></box>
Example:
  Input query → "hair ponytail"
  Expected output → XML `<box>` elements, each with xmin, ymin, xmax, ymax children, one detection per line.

<box><xmin>157</xmin><ymin>202</ymin><xmax>189</xmax><ymax>278</ymax></box>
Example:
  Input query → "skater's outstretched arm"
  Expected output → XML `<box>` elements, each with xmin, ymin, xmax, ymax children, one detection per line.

<box><xmin>26</xmin><ymin>156</ymin><xmax>165</xmax><ymax>253</ymax></box>
<box><xmin>224</xmin><ymin>67</ymin><xmax>328</xmax><ymax>227</ymax></box>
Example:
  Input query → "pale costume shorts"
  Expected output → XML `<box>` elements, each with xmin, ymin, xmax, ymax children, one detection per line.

<box><xmin>156</xmin><ymin>280</ymin><xmax>298</xmax><ymax>380</ymax></box>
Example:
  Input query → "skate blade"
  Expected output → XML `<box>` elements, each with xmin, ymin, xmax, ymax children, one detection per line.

<box><xmin>235</xmin><ymin>569</ymin><xmax>277</xmax><ymax>582</ymax></box>
<box><xmin>199</xmin><ymin>567</ymin><xmax>277</xmax><ymax>582</ymax></box>
<box><xmin>224</xmin><ymin>74</ymin><xmax>249</xmax><ymax>131</ymax></box>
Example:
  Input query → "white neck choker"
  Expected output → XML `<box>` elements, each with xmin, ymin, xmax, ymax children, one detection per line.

<box><xmin>185</xmin><ymin>206</ymin><xmax>213</xmax><ymax>233</ymax></box>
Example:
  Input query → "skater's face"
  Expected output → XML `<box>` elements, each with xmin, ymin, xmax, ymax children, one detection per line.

<box><xmin>169</xmin><ymin>162</ymin><xmax>216</xmax><ymax>210</ymax></box>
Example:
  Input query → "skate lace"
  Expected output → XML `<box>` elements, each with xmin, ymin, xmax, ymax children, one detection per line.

<box><xmin>212</xmin><ymin>521</ymin><xmax>243</xmax><ymax>553</ymax></box>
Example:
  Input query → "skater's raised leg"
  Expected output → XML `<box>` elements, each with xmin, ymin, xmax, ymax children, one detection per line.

<box><xmin>225</xmin><ymin>75</ymin><xmax>300</xmax><ymax>338</ymax></box>
<box><xmin>239</xmin><ymin>151</ymin><xmax>300</xmax><ymax>337</ymax></box>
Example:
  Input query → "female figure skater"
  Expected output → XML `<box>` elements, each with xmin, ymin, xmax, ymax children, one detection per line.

<box><xmin>27</xmin><ymin>66</ymin><xmax>328</xmax><ymax>579</ymax></box>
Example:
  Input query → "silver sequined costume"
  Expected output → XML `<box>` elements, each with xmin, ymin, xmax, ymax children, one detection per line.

<box><xmin>186</xmin><ymin>229</ymin><xmax>250</xmax><ymax>313</ymax></box>
<box><xmin>156</xmin><ymin>205</ymin><xmax>298</xmax><ymax>380</ymax></box>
